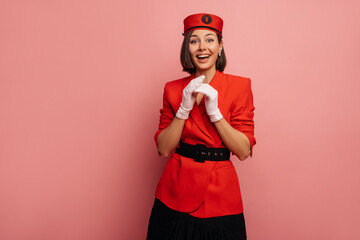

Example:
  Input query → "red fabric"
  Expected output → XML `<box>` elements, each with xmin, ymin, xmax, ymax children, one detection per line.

<box><xmin>183</xmin><ymin>13</ymin><xmax>223</xmax><ymax>36</ymax></box>
<box><xmin>154</xmin><ymin>70</ymin><xmax>256</xmax><ymax>218</ymax></box>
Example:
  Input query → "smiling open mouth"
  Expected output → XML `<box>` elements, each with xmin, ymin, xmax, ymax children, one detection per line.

<box><xmin>197</xmin><ymin>54</ymin><xmax>210</xmax><ymax>60</ymax></box>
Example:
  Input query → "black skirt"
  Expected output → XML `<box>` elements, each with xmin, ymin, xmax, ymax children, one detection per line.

<box><xmin>146</xmin><ymin>198</ymin><xmax>247</xmax><ymax>240</ymax></box>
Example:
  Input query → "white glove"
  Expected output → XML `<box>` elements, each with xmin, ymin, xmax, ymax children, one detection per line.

<box><xmin>194</xmin><ymin>84</ymin><xmax>223</xmax><ymax>122</ymax></box>
<box><xmin>176</xmin><ymin>75</ymin><xmax>205</xmax><ymax>120</ymax></box>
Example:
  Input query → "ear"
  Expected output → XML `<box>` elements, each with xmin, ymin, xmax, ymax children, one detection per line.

<box><xmin>219</xmin><ymin>40</ymin><xmax>223</xmax><ymax>53</ymax></box>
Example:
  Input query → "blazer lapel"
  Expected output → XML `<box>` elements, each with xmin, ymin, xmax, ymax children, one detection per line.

<box><xmin>182</xmin><ymin>74</ymin><xmax>213</xmax><ymax>141</ymax></box>
<box><xmin>189</xmin><ymin>103</ymin><xmax>213</xmax><ymax>141</ymax></box>
<box><xmin>189</xmin><ymin>70</ymin><xmax>225</xmax><ymax>142</ymax></box>
<box><xmin>197</xmin><ymin>98</ymin><xmax>207</xmax><ymax>116</ymax></box>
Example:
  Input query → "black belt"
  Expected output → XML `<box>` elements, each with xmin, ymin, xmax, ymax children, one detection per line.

<box><xmin>175</xmin><ymin>141</ymin><xmax>230</xmax><ymax>163</ymax></box>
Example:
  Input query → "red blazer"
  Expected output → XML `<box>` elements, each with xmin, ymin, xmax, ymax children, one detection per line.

<box><xmin>154</xmin><ymin>70</ymin><xmax>256</xmax><ymax>218</ymax></box>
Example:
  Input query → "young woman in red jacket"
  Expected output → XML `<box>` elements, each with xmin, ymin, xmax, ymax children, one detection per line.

<box><xmin>146</xmin><ymin>13</ymin><xmax>256</xmax><ymax>240</ymax></box>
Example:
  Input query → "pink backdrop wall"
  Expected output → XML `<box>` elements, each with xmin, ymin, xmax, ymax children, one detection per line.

<box><xmin>1</xmin><ymin>1</ymin><xmax>359</xmax><ymax>239</ymax></box>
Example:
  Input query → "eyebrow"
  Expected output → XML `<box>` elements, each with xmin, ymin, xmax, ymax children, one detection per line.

<box><xmin>190</xmin><ymin>33</ymin><xmax>215</xmax><ymax>37</ymax></box>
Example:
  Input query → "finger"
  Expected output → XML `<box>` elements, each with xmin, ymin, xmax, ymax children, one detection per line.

<box><xmin>184</xmin><ymin>76</ymin><xmax>205</xmax><ymax>97</ymax></box>
<box><xmin>193</xmin><ymin>84</ymin><xmax>213</xmax><ymax>96</ymax></box>
<box><xmin>187</xmin><ymin>77</ymin><xmax>204</xmax><ymax>92</ymax></box>
<box><xmin>190</xmin><ymin>75</ymin><xmax>205</xmax><ymax>86</ymax></box>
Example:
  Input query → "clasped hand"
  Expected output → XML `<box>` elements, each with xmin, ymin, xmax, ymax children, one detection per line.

<box><xmin>176</xmin><ymin>75</ymin><xmax>223</xmax><ymax>122</ymax></box>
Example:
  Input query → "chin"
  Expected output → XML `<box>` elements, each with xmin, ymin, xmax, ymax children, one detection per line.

<box><xmin>193</xmin><ymin>62</ymin><xmax>212</xmax><ymax>70</ymax></box>
<box><xmin>192</xmin><ymin>61</ymin><xmax>216</xmax><ymax>72</ymax></box>
<box><xmin>195</xmin><ymin>65</ymin><xmax>214</xmax><ymax>72</ymax></box>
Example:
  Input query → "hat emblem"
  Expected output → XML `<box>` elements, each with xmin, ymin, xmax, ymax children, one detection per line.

<box><xmin>201</xmin><ymin>14</ymin><xmax>212</xmax><ymax>24</ymax></box>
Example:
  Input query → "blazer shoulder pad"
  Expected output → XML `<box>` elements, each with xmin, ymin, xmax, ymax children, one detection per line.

<box><xmin>164</xmin><ymin>75</ymin><xmax>192</xmax><ymax>91</ymax></box>
<box><xmin>225</xmin><ymin>73</ymin><xmax>250</xmax><ymax>82</ymax></box>
<box><xmin>224</xmin><ymin>73</ymin><xmax>252</xmax><ymax>90</ymax></box>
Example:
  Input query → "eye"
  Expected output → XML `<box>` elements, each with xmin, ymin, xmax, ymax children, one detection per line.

<box><xmin>207</xmin><ymin>38</ymin><xmax>214</xmax><ymax>42</ymax></box>
<box><xmin>190</xmin><ymin>39</ymin><xmax>198</xmax><ymax>44</ymax></box>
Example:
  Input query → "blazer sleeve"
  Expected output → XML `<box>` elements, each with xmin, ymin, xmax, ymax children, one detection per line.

<box><xmin>154</xmin><ymin>82</ymin><xmax>175</xmax><ymax>146</ymax></box>
<box><xmin>229</xmin><ymin>78</ymin><xmax>256</xmax><ymax>157</ymax></box>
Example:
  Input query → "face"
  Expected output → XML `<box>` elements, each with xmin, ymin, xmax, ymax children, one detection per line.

<box><xmin>189</xmin><ymin>29</ymin><xmax>223</xmax><ymax>72</ymax></box>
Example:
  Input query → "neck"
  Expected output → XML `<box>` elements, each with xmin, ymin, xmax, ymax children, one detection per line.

<box><xmin>195</xmin><ymin>67</ymin><xmax>216</xmax><ymax>84</ymax></box>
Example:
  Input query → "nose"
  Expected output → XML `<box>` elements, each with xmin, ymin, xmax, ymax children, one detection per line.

<box><xmin>198</xmin><ymin>40</ymin><xmax>206</xmax><ymax>50</ymax></box>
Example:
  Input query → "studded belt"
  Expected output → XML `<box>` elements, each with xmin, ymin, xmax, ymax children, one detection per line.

<box><xmin>175</xmin><ymin>141</ymin><xmax>231</xmax><ymax>163</ymax></box>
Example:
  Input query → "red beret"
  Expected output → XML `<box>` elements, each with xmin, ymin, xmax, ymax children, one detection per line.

<box><xmin>183</xmin><ymin>13</ymin><xmax>223</xmax><ymax>37</ymax></box>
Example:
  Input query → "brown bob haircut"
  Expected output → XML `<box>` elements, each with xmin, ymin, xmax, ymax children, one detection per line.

<box><xmin>180</xmin><ymin>30</ymin><xmax>226</xmax><ymax>74</ymax></box>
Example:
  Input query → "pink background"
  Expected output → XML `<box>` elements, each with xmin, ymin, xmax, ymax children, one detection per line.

<box><xmin>1</xmin><ymin>1</ymin><xmax>359</xmax><ymax>239</ymax></box>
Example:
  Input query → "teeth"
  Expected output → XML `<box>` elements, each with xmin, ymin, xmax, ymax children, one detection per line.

<box><xmin>197</xmin><ymin>55</ymin><xmax>210</xmax><ymax>59</ymax></box>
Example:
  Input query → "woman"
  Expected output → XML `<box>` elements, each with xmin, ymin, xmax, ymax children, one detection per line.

<box><xmin>146</xmin><ymin>13</ymin><xmax>256</xmax><ymax>240</ymax></box>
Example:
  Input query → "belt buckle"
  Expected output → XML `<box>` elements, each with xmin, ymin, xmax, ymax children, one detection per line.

<box><xmin>194</xmin><ymin>144</ymin><xmax>206</xmax><ymax>163</ymax></box>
